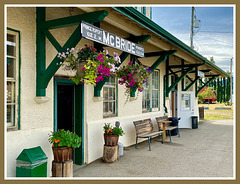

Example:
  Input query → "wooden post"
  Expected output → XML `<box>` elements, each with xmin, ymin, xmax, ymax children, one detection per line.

<box><xmin>103</xmin><ymin>145</ymin><xmax>119</xmax><ymax>163</ymax></box>
<box><xmin>52</xmin><ymin>160</ymin><xmax>73</xmax><ymax>177</ymax></box>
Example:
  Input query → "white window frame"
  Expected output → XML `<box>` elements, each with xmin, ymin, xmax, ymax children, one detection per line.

<box><xmin>6</xmin><ymin>30</ymin><xmax>19</xmax><ymax>131</ymax></box>
<box><xmin>142</xmin><ymin>70</ymin><xmax>160</xmax><ymax>113</ymax></box>
<box><xmin>102</xmin><ymin>76</ymin><xmax>117</xmax><ymax>118</ymax></box>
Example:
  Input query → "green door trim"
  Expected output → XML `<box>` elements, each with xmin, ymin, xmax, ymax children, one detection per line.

<box><xmin>54</xmin><ymin>78</ymin><xmax>84</xmax><ymax>165</ymax></box>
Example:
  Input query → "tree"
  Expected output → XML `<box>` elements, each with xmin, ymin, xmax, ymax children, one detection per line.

<box><xmin>197</xmin><ymin>87</ymin><xmax>215</xmax><ymax>104</ymax></box>
<box><xmin>210</xmin><ymin>56</ymin><xmax>215</xmax><ymax>64</ymax></box>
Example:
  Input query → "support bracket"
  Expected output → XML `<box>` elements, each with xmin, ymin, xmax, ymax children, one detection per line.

<box><xmin>197</xmin><ymin>76</ymin><xmax>216</xmax><ymax>94</ymax></box>
<box><xmin>36</xmin><ymin>8</ymin><xmax>108</xmax><ymax>96</ymax></box>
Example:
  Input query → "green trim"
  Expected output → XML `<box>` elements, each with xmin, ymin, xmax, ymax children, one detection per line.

<box><xmin>36</xmin><ymin>8</ymin><xmax>108</xmax><ymax>96</ymax></box>
<box><xmin>43</xmin><ymin>30</ymin><xmax>62</xmax><ymax>52</ymax></box>
<box><xmin>181</xmin><ymin>59</ymin><xmax>184</xmax><ymax>91</ymax></box>
<box><xmin>40</xmin><ymin>10</ymin><xmax>108</xmax><ymax>30</ymax></box>
<box><xmin>150</xmin><ymin>7</ymin><xmax>152</xmax><ymax>20</ymax></box>
<box><xmin>163</xmin><ymin>75</ymin><xmax>168</xmax><ymax>113</ymax></box>
<box><xmin>112</xmin><ymin>7</ymin><xmax>228</xmax><ymax>77</ymax></box>
<box><xmin>144</xmin><ymin>50</ymin><xmax>176</xmax><ymax>58</ymax></box>
<box><xmin>130</xmin><ymin>86</ymin><xmax>137</xmax><ymax>97</ymax></box>
<box><xmin>142</xmin><ymin>7</ymin><xmax>146</xmax><ymax>16</ymax></box>
<box><xmin>169</xmin><ymin>68</ymin><xmax>178</xmax><ymax>80</ymax></box>
<box><xmin>223</xmin><ymin>77</ymin><xmax>226</xmax><ymax>102</ymax></box>
<box><xmin>7</xmin><ymin>27</ymin><xmax>21</xmax><ymax>130</ymax></box>
<box><xmin>205</xmin><ymin>74</ymin><xmax>220</xmax><ymax>77</ymax></box>
<box><xmin>195</xmin><ymin>67</ymin><xmax>198</xmax><ymax>97</ymax></box>
<box><xmin>169</xmin><ymin>63</ymin><xmax>202</xmax><ymax>68</ymax></box>
<box><xmin>74</xmin><ymin>84</ymin><xmax>84</xmax><ymax>165</ymax></box>
<box><xmin>36</xmin><ymin>7</ymin><xmax>46</xmax><ymax>96</ymax></box>
<box><xmin>184</xmin><ymin>76</ymin><xmax>200</xmax><ymax>91</ymax></box>
<box><xmin>41</xmin><ymin>25</ymin><xmax>82</xmax><ymax>89</ymax></box>
<box><xmin>197</xmin><ymin>77</ymin><xmax>216</xmax><ymax>94</ymax></box>
<box><xmin>167</xmin><ymin>67</ymin><xmax>193</xmax><ymax>94</ymax></box>
<box><xmin>186</xmin><ymin>75</ymin><xmax>193</xmax><ymax>83</ymax></box>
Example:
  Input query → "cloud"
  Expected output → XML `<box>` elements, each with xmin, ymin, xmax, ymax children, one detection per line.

<box><xmin>168</xmin><ymin>31</ymin><xmax>234</xmax><ymax>74</ymax></box>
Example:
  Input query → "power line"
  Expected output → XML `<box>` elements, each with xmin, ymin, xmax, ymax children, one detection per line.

<box><xmin>198</xmin><ymin>30</ymin><xmax>233</xmax><ymax>34</ymax></box>
<box><xmin>197</xmin><ymin>34</ymin><xmax>233</xmax><ymax>46</ymax></box>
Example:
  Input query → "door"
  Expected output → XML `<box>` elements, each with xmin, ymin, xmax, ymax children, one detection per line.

<box><xmin>54</xmin><ymin>78</ymin><xmax>84</xmax><ymax>165</ymax></box>
<box><xmin>170</xmin><ymin>91</ymin><xmax>177</xmax><ymax>117</ymax></box>
<box><xmin>177</xmin><ymin>91</ymin><xmax>194</xmax><ymax>128</ymax></box>
<box><xmin>57</xmin><ymin>84</ymin><xmax>74</xmax><ymax>132</ymax></box>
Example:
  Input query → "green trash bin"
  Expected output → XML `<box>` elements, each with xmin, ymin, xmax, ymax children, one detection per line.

<box><xmin>16</xmin><ymin>146</ymin><xmax>48</xmax><ymax>177</ymax></box>
<box><xmin>191</xmin><ymin>116</ymin><xmax>198</xmax><ymax>129</ymax></box>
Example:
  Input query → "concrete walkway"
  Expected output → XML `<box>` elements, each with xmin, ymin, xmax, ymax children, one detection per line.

<box><xmin>73</xmin><ymin>120</ymin><xmax>234</xmax><ymax>178</ymax></box>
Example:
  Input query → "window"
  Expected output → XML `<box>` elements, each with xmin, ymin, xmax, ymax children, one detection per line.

<box><xmin>6</xmin><ymin>30</ymin><xmax>19</xmax><ymax>130</ymax></box>
<box><xmin>134</xmin><ymin>7</ymin><xmax>146</xmax><ymax>16</ymax></box>
<box><xmin>142</xmin><ymin>78</ymin><xmax>150</xmax><ymax>112</ymax></box>
<box><xmin>142</xmin><ymin>70</ymin><xmax>160</xmax><ymax>112</ymax></box>
<box><xmin>103</xmin><ymin>76</ymin><xmax>117</xmax><ymax>118</ymax></box>
<box><xmin>180</xmin><ymin>94</ymin><xmax>191</xmax><ymax>110</ymax></box>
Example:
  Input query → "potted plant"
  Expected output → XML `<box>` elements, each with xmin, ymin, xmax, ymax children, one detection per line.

<box><xmin>48</xmin><ymin>129</ymin><xmax>82</xmax><ymax>162</ymax></box>
<box><xmin>103</xmin><ymin>123</ymin><xmax>124</xmax><ymax>146</ymax></box>
<box><xmin>116</xmin><ymin>61</ymin><xmax>151</xmax><ymax>102</ymax></box>
<box><xmin>57</xmin><ymin>45</ymin><xmax>120</xmax><ymax>85</ymax></box>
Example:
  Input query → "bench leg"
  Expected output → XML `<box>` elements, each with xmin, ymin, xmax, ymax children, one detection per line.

<box><xmin>148</xmin><ymin>137</ymin><xmax>151</xmax><ymax>151</ymax></box>
<box><xmin>178</xmin><ymin>128</ymin><xmax>180</xmax><ymax>137</ymax></box>
<box><xmin>162</xmin><ymin>133</ymin><xmax>164</xmax><ymax>144</ymax></box>
<box><xmin>135</xmin><ymin>137</ymin><xmax>138</xmax><ymax>149</ymax></box>
<box><xmin>169</xmin><ymin>130</ymin><xmax>172</xmax><ymax>141</ymax></box>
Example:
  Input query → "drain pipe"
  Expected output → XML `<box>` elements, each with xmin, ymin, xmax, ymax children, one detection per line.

<box><xmin>163</xmin><ymin>75</ymin><xmax>168</xmax><ymax>114</ymax></box>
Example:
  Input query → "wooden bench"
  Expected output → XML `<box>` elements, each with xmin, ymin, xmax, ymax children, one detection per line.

<box><xmin>155</xmin><ymin>116</ymin><xmax>180</xmax><ymax>142</ymax></box>
<box><xmin>133</xmin><ymin>118</ymin><xmax>163</xmax><ymax>151</ymax></box>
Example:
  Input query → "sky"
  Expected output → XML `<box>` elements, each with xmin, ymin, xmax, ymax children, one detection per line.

<box><xmin>151</xmin><ymin>6</ymin><xmax>234</xmax><ymax>74</ymax></box>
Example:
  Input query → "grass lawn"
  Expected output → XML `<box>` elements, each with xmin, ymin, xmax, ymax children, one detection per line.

<box><xmin>198</xmin><ymin>103</ymin><xmax>233</xmax><ymax>120</ymax></box>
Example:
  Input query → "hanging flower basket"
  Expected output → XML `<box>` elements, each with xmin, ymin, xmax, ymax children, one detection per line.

<box><xmin>52</xmin><ymin>147</ymin><xmax>73</xmax><ymax>163</ymax></box>
<box><xmin>132</xmin><ymin>73</ymin><xmax>142</xmax><ymax>83</ymax></box>
<box><xmin>76</xmin><ymin>61</ymin><xmax>87</xmax><ymax>78</ymax></box>
<box><xmin>57</xmin><ymin>45</ymin><xmax>121</xmax><ymax>85</ymax></box>
<box><xmin>116</xmin><ymin>62</ymin><xmax>151</xmax><ymax>103</ymax></box>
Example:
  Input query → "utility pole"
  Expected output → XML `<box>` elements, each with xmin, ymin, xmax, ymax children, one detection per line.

<box><xmin>230</xmin><ymin>57</ymin><xmax>233</xmax><ymax>103</ymax></box>
<box><xmin>190</xmin><ymin>7</ymin><xmax>200</xmax><ymax>49</ymax></box>
<box><xmin>190</xmin><ymin>7</ymin><xmax>194</xmax><ymax>49</ymax></box>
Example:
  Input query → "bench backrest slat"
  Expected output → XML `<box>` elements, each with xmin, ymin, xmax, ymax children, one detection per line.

<box><xmin>156</xmin><ymin>116</ymin><xmax>168</xmax><ymax>121</ymax></box>
<box><xmin>133</xmin><ymin>119</ymin><xmax>153</xmax><ymax>135</ymax></box>
<box><xmin>156</xmin><ymin>116</ymin><xmax>170</xmax><ymax>129</ymax></box>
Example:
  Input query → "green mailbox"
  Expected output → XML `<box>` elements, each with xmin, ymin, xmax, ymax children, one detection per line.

<box><xmin>16</xmin><ymin>146</ymin><xmax>48</xmax><ymax>177</ymax></box>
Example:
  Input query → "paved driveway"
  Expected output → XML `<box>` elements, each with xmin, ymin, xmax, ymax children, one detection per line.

<box><xmin>73</xmin><ymin>120</ymin><xmax>234</xmax><ymax>178</ymax></box>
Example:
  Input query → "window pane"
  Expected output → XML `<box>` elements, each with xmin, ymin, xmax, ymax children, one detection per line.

<box><xmin>109</xmin><ymin>88</ymin><xmax>113</xmax><ymax>100</ymax></box>
<box><xmin>7</xmin><ymin>57</ymin><xmax>15</xmax><ymax>78</ymax></box>
<box><xmin>103</xmin><ymin>87</ymin><xmax>108</xmax><ymax>100</ymax></box>
<box><xmin>181</xmin><ymin>94</ymin><xmax>190</xmax><ymax>110</ymax></box>
<box><xmin>7</xmin><ymin>34</ymin><xmax>16</xmax><ymax>56</ymax></box>
<box><xmin>103</xmin><ymin>102</ymin><xmax>109</xmax><ymax>115</ymax></box>
<box><xmin>7</xmin><ymin>105</ymin><xmax>15</xmax><ymax>126</ymax></box>
<box><xmin>103</xmin><ymin>76</ymin><xmax>117</xmax><ymax>117</ymax></box>
<box><xmin>7</xmin><ymin>81</ymin><xmax>15</xmax><ymax>103</ymax></box>
<box><xmin>112</xmin><ymin>88</ymin><xmax>115</xmax><ymax>100</ymax></box>
<box><xmin>109</xmin><ymin>101</ymin><xmax>115</xmax><ymax>115</ymax></box>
